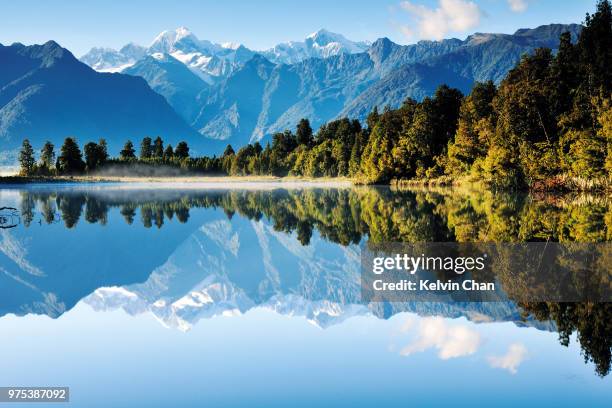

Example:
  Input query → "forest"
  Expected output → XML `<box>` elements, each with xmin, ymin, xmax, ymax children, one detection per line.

<box><xmin>16</xmin><ymin>1</ymin><xmax>611</xmax><ymax>191</ymax></box>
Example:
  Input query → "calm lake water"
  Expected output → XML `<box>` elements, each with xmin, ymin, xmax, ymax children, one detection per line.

<box><xmin>0</xmin><ymin>183</ymin><xmax>610</xmax><ymax>407</ymax></box>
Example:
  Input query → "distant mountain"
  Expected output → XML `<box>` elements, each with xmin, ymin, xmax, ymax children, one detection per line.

<box><xmin>0</xmin><ymin>41</ymin><xmax>210</xmax><ymax>159</ymax></box>
<box><xmin>124</xmin><ymin>53</ymin><xmax>209</xmax><ymax>123</ymax></box>
<box><xmin>260</xmin><ymin>29</ymin><xmax>371</xmax><ymax>64</ymax></box>
<box><xmin>341</xmin><ymin>24</ymin><xmax>582</xmax><ymax>121</ymax></box>
<box><xmin>80</xmin><ymin>43</ymin><xmax>146</xmax><ymax>72</ymax></box>
<box><xmin>192</xmin><ymin>54</ymin><xmax>277</xmax><ymax>144</ymax></box>
<box><xmin>193</xmin><ymin>24</ymin><xmax>580</xmax><ymax>144</ymax></box>
<box><xmin>192</xmin><ymin>35</ymin><xmax>466</xmax><ymax>144</ymax></box>
<box><xmin>145</xmin><ymin>27</ymin><xmax>256</xmax><ymax>84</ymax></box>
<box><xmin>81</xmin><ymin>28</ymin><xmax>370</xmax><ymax>79</ymax></box>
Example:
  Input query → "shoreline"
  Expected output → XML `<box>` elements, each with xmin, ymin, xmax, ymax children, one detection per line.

<box><xmin>0</xmin><ymin>175</ymin><xmax>354</xmax><ymax>189</ymax></box>
<box><xmin>2</xmin><ymin>174</ymin><xmax>610</xmax><ymax>193</ymax></box>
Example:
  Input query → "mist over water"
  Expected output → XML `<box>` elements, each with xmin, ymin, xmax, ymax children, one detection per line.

<box><xmin>91</xmin><ymin>163</ymin><xmax>194</xmax><ymax>177</ymax></box>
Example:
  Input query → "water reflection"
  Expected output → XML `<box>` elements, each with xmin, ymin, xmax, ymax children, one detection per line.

<box><xmin>0</xmin><ymin>184</ymin><xmax>610</xmax><ymax>377</ymax></box>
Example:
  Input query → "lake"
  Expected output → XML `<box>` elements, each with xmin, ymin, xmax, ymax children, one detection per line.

<box><xmin>0</xmin><ymin>183</ymin><xmax>610</xmax><ymax>407</ymax></box>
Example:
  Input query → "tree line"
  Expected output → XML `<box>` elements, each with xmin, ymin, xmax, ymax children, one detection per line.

<box><xmin>17</xmin><ymin>135</ymin><xmax>201</xmax><ymax>176</ymax></box>
<box><xmin>18</xmin><ymin>1</ymin><xmax>611</xmax><ymax>189</ymax></box>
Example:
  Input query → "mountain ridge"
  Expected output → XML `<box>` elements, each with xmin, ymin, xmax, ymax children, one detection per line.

<box><xmin>0</xmin><ymin>40</ymin><xmax>213</xmax><ymax>159</ymax></box>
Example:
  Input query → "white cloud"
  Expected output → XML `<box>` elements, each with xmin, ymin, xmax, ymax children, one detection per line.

<box><xmin>507</xmin><ymin>0</ymin><xmax>528</xmax><ymax>13</ymax></box>
<box><xmin>399</xmin><ymin>316</ymin><xmax>481</xmax><ymax>359</ymax></box>
<box><xmin>399</xmin><ymin>0</ymin><xmax>482</xmax><ymax>40</ymax></box>
<box><xmin>487</xmin><ymin>343</ymin><xmax>528</xmax><ymax>374</ymax></box>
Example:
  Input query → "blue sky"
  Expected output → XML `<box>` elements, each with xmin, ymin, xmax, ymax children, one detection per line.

<box><xmin>0</xmin><ymin>0</ymin><xmax>598</xmax><ymax>56</ymax></box>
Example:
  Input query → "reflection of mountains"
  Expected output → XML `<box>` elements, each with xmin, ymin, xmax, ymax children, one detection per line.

<box><xmin>83</xmin><ymin>215</ymin><xmax>540</xmax><ymax>331</ymax></box>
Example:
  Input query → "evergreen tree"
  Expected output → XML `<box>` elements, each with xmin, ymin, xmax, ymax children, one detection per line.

<box><xmin>446</xmin><ymin>82</ymin><xmax>496</xmax><ymax>176</ymax></box>
<box><xmin>39</xmin><ymin>141</ymin><xmax>55</xmax><ymax>172</ymax></box>
<box><xmin>578</xmin><ymin>0</ymin><xmax>612</xmax><ymax>93</ymax></box>
<box><xmin>253</xmin><ymin>141</ymin><xmax>263</xmax><ymax>155</ymax></box>
<box><xmin>84</xmin><ymin>142</ymin><xmax>101</xmax><ymax>171</ymax></box>
<box><xmin>120</xmin><ymin>140</ymin><xmax>136</xmax><ymax>160</ymax></box>
<box><xmin>366</xmin><ymin>106</ymin><xmax>380</xmax><ymax>130</ymax></box>
<box><xmin>140</xmin><ymin>137</ymin><xmax>153</xmax><ymax>159</ymax></box>
<box><xmin>174</xmin><ymin>141</ymin><xmax>190</xmax><ymax>159</ymax></box>
<box><xmin>361</xmin><ymin>111</ymin><xmax>400</xmax><ymax>183</ymax></box>
<box><xmin>223</xmin><ymin>144</ymin><xmax>235</xmax><ymax>157</ymax></box>
<box><xmin>296</xmin><ymin>118</ymin><xmax>314</xmax><ymax>146</ymax></box>
<box><xmin>98</xmin><ymin>139</ymin><xmax>108</xmax><ymax>164</ymax></box>
<box><xmin>57</xmin><ymin>137</ymin><xmax>85</xmax><ymax>174</ymax></box>
<box><xmin>348</xmin><ymin>131</ymin><xmax>365</xmax><ymax>176</ymax></box>
<box><xmin>153</xmin><ymin>136</ymin><xmax>164</xmax><ymax>159</ymax></box>
<box><xmin>19</xmin><ymin>139</ymin><xmax>36</xmax><ymax>176</ymax></box>
<box><xmin>164</xmin><ymin>144</ymin><xmax>174</xmax><ymax>160</ymax></box>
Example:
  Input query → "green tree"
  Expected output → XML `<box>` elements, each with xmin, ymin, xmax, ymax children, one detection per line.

<box><xmin>39</xmin><ymin>141</ymin><xmax>55</xmax><ymax>173</ymax></box>
<box><xmin>366</xmin><ymin>106</ymin><xmax>380</xmax><ymax>130</ymax></box>
<box><xmin>19</xmin><ymin>139</ymin><xmax>36</xmax><ymax>176</ymax></box>
<box><xmin>57</xmin><ymin>137</ymin><xmax>85</xmax><ymax>174</ymax></box>
<box><xmin>360</xmin><ymin>110</ymin><xmax>400</xmax><ymax>183</ymax></box>
<box><xmin>153</xmin><ymin>136</ymin><xmax>164</xmax><ymax>159</ymax></box>
<box><xmin>164</xmin><ymin>144</ymin><xmax>174</xmax><ymax>160</ymax></box>
<box><xmin>140</xmin><ymin>137</ymin><xmax>153</xmax><ymax>159</ymax></box>
<box><xmin>174</xmin><ymin>141</ymin><xmax>190</xmax><ymax>159</ymax></box>
<box><xmin>296</xmin><ymin>118</ymin><xmax>314</xmax><ymax>146</ymax></box>
<box><xmin>120</xmin><ymin>140</ymin><xmax>136</xmax><ymax>160</ymax></box>
<box><xmin>84</xmin><ymin>142</ymin><xmax>101</xmax><ymax>171</ymax></box>
<box><xmin>98</xmin><ymin>139</ymin><xmax>108</xmax><ymax>164</ymax></box>
<box><xmin>223</xmin><ymin>144</ymin><xmax>235</xmax><ymax>157</ymax></box>
<box><xmin>578</xmin><ymin>0</ymin><xmax>612</xmax><ymax>94</ymax></box>
<box><xmin>446</xmin><ymin>82</ymin><xmax>496</xmax><ymax>176</ymax></box>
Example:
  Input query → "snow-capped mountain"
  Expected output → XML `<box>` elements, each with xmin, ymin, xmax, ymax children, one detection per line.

<box><xmin>145</xmin><ymin>27</ymin><xmax>256</xmax><ymax>83</ymax></box>
<box><xmin>80</xmin><ymin>27</ymin><xmax>369</xmax><ymax>80</ymax></box>
<box><xmin>260</xmin><ymin>29</ymin><xmax>370</xmax><ymax>64</ymax></box>
<box><xmin>80</xmin><ymin>27</ymin><xmax>254</xmax><ymax>83</ymax></box>
<box><xmin>80</xmin><ymin>43</ymin><xmax>146</xmax><ymax>72</ymax></box>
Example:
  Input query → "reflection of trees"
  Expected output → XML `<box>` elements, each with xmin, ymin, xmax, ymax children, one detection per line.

<box><xmin>520</xmin><ymin>302</ymin><xmax>611</xmax><ymax>377</ymax></box>
<box><xmin>16</xmin><ymin>187</ymin><xmax>611</xmax><ymax>376</ymax></box>
<box><xmin>17</xmin><ymin>188</ymin><xmax>611</xmax><ymax>245</ymax></box>
<box><xmin>85</xmin><ymin>198</ymin><xmax>108</xmax><ymax>225</ymax></box>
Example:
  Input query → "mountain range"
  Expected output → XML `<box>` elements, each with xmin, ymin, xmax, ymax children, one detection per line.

<box><xmin>81</xmin><ymin>27</ymin><xmax>370</xmax><ymax>82</ymax></box>
<box><xmin>81</xmin><ymin>24</ymin><xmax>582</xmax><ymax>148</ymax></box>
<box><xmin>0</xmin><ymin>40</ymin><xmax>221</xmax><ymax>161</ymax></box>
<box><xmin>0</xmin><ymin>23</ymin><xmax>581</xmax><ymax>165</ymax></box>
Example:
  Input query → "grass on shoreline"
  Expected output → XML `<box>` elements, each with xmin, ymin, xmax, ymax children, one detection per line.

<box><xmin>391</xmin><ymin>174</ymin><xmax>612</xmax><ymax>193</ymax></box>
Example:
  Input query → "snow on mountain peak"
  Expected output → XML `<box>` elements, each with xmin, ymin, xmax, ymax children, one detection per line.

<box><xmin>306</xmin><ymin>28</ymin><xmax>345</xmax><ymax>45</ymax></box>
<box><xmin>262</xmin><ymin>29</ymin><xmax>370</xmax><ymax>64</ymax></box>
<box><xmin>175</xmin><ymin>26</ymin><xmax>193</xmax><ymax>40</ymax></box>
<box><xmin>149</xmin><ymin>27</ymin><xmax>198</xmax><ymax>53</ymax></box>
<box><xmin>81</xmin><ymin>27</ymin><xmax>369</xmax><ymax>79</ymax></box>
<box><xmin>221</xmin><ymin>42</ymin><xmax>241</xmax><ymax>50</ymax></box>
